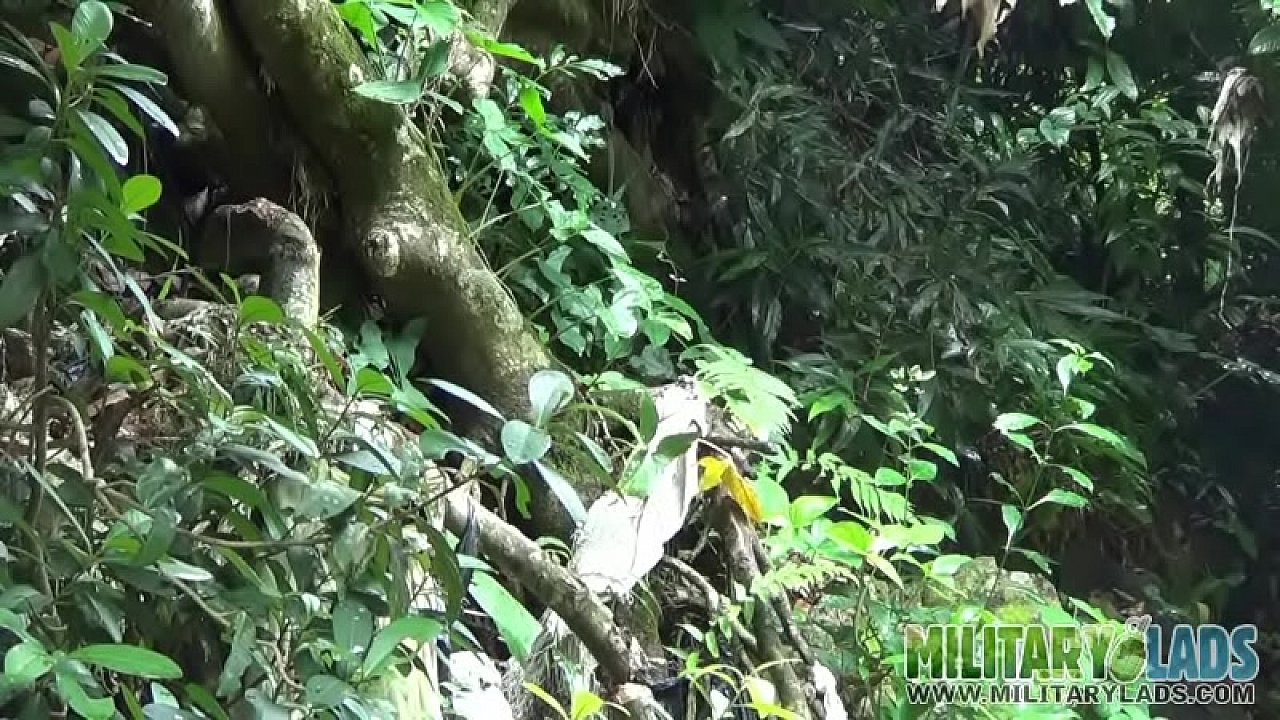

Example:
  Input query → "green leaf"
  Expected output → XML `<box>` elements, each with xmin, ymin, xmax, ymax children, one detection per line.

<box><xmin>574</xmin><ymin>432</ymin><xmax>613</xmax><ymax>475</ymax></box>
<box><xmin>216</xmin><ymin>614</ymin><xmax>256</xmax><ymax>699</ymax></box>
<box><xmin>534</xmin><ymin>461</ymin><xmax>587</xmax><ymax>524</ymax></box>
<box><xmin>304</xmin><ymin>675</ymin><xmax>351</xmax><ymax>709</ymax></box>
<box><xmin>528</xmin><ymin>370</ymin><xmax>574</xmax><ymax>426</ymax></box>
<box><xmin>827</xmin><ymin>521</ymin><xmax>872</xmax><ymax>553</ymax></box>
<box><xmin>921</xmin><ymin>443</ymin><xmax>959</xmax><ymax>467</ymax></box>
<box><xmin>185</xmin><ymin>684</ymin><xmax>230</xmax><ymax>720</ymax></box>
<box><xmin>55</xmin><ymin>671</ymin><xmax>115</xmax><ymax>720</ymax></box>
<box><xmin>428</xmin><ymin>379</ymin><xmax>504</xmax><ymax>420</ymax></box>
<box><xmin>156</xmin><ymin>558</ymin><xmax>214</xmax><ymax>583</ymax></box>
<box><xmin>580</xmin><ymin>226</ymin><xmax>627</xmax><ymax>260</ymax></box>
<box><xmin>993</xmin><ymin>412</ymin><xmax>1040</xmax><ymax>433</ymax></box>
<box><xmin>1062</xmin><ymin>422</ymin><xmax>1145</xmax><ymax>467</ymax></box>
<box><xmin>76</xmin><ymin>109</ymin><xmax>128</xmax><ymax>165</ymax></box>
<box><xmin>501</xmin><ymin>419</ymin><xmax>551</xmax><ymax>464</ymax></box>
<box><xmin>1000</xmin><ymin>505</ymin><xmax>1022</xmax><ymax>547</ymax></box>
<box><xmin>94</xmin><ymin>63</ymin><xmax>168</xmax><ymax>84</ymax></box>
<box><xmin>0</xmin><ymin>253</ymin><xmax>46</xmax><ymax>329</ymax></box>
<box><xmin>1082</xmin><ymin>0</ymin><xmax>1115</xmax><ymax>38</ymax></box>
<box><xmin>464</xmin><ymin>32</ymin><xmax>540</xmax><ymax>65</ymax></box>
<box><xmin>411</xmin><ymin>0</ymin><xmax>460</xmax><ymax>36</ymax></box>
<box><xmin>238</xmin><ymin>295</ymin><xmax>286</xmax><ymax>326</ymax></box>
<box><xmin>70</xmin><ymin>644</ymin><xmax>182</xmax><ymax>680</ymax></box>
<box><xmin>928</xmin><ymin>555</ymin><xmax>972</xmax><ymax>577</ymax></box>
<box><xmin>907</xmin><ymin>458</ymin><xmax>937</xmax><ymax>482</ymax></box>
<box><xmin>1249</xmin><ymin>24</ymin><xmax>1280</xmax><ymax>55</ymax></box>
<box><xmin>113</xmin><ymin>83</ymin><xmax>179</xmax><ymax>138</ymax></box>
<box><xmin>121</xmin><ymin>174</ymin><xmax>163</xmax><ymax>213</ymax></box>
<box><xmin>1105</xmin><ymin>50</ymin><xmax>1138</xmax><ymax>100</ymax></box>
<box><xmin>1031</xmin><ymin>488</ymin><xmax>1089</xmax><ymax>511</ymax></box>
<box><xmin>519</xmin><ymin>83</ymin><xmax>546</xmax><ymax>128</ymax></box>
<box><xmin>361</xmin><ymin>616</ymin><xmax>444</xmax><ymax>678</ymax></box>
<box><xmin>1058</xmin><ymin>466</ymin><xmax>1094</xmax><ymax>492</ymax></box>
<box><xmin>4</xmin><ymin>641</ymin><xmax>53</xmax><ymax>685</ymax></box>
<box><xmin>333</xmin><ymin>596</ymin><xmax>374</xmax><ymax>659</ymax></box>
<box><xmin>72</xmin><ymin>1</ymin><xmax>114</xmax><ymax>53</ymax></box>
<box><xmin>354</xmin><ymin>80</ymin><xmax>424</xmax><ymax>105</ymax></box>
<box><xmin>470</xmin><ymin>572</ymin><xmax>540</xmax><ymax>661</ymax></box>
<box><xmin>524</xmin><ymin>682</ymin><xmax>570</xmax><ymax>720</ymax></box>
<box><xmin>788</xmin><ymin>495</ymin><xmax>837</xmax><ymax>528</ymax></box>
<box><xmin>570</xmin><ymin>690</ymin><xmax>606</xmax><ymax>720</ymax></box>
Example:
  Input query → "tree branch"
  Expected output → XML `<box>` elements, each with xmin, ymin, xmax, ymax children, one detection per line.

<box><xmin>442</xmin><ymin>492</ymin><xmax>634</xmax><ymax>688</ymax></box>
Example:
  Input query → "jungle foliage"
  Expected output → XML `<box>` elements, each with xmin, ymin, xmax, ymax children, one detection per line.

<box><xmin>0</xmin><ymin>1</ymin><xmax>1276</xmax><ymax>719</ymax></box>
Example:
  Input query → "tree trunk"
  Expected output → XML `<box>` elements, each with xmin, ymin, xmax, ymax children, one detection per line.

<box><xmin>132</xmin><ymin>0</ymin><xmax>553</xmax><ymax>421</ymax></box>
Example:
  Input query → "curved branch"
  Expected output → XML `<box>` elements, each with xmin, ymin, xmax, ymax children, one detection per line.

<box><xmin>442</xmin><ymin>492</ymin><xmax>633</xmax><ymax>687</ymax></box>
<box><xmin>198</xmin><ymin>199</ymin><xmax>322</xmax><ymax>326</ymax></box>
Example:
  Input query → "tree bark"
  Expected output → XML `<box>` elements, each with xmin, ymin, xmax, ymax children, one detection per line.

<box><xmin>230</xmin><ymin>0</ymin><xmax>553</xmax><ymax>420</ymax></box>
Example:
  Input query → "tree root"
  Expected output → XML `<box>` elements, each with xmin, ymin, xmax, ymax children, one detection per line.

<box><xmin>713</xmin><ymin>493</ymin><xmax>819</xmax><ymax>720</ymax></box>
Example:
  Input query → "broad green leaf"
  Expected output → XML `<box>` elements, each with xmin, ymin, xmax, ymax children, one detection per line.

<box><xmin>921</xmin><ymin>443</ymin><xmax>959</xmax><ymax>467</ymax></box>
<box><xmin>874</xmin><ymin>467</ymin><xmax>908</xmax><ymax>487</ymax></box>
<box><xmin>1031</xmin><ymin>488</ymin><xmax>1089</xmax><ymax>511</ymax></box>
<box><xmin>72</xmin><ymin>1</ymin><xmax>113</xmax><ymax>48</ymax></box>
<box><xmin>827</xmin><ymin>521</ymin><xmax>872</xmax><ymax>553</ymax></box>
<box><xmin>361</xmin><ymin>616</ymin><xmax>444</xmax><ymax>678</ymax></box>
<box><xmin>304</xmin><ymin>674</ymin><xmax>351</xmax><ymax>709</ymax></box>
<box><xmin>238</xmin><ymin>295</ymin><xmax>286</xmax><ymax>326</ymax></box>
<box><xmin>333</xmin><ymin>596</ymin><xmax>374</xmax><ymax>658</ymax></box>
<box><xmin>464</xmin><ymin>32</ymin><xmax>540</xmax><ymax>65</ymax></box>
<box><xmin>993</xmin><ymin>412</ymin><xmax>1040</xmax><ymax>433</ymax></box>
<box><xmin>519</xmin><ymin>83</ymin><xmax>546</xmax><ymax>128</ymax></box>
<box><xmin>55</xmin><ymin>671</ymin><xmax>115</xmax><ymax>720</ymax></box>
<box><xmin>929</xmin><ymin>555</ymin><xmax>972</xmax><ymax>577</ymax></box>
<box><xmin>70</xmin><ymin>644</ymin><xmax>182</xmax><ymax>680</ymax></box>
<box><xmin>1106</xmin><ymin>50</ymin><xmax>1138</xmax><ymax>100</ymax></box>
<box><xmin>754</xmin><ymin>475</ymin><xmax>790</xmax><ymax>525</ymax></box>
<box><xmin>4</xmin><ymin>641</ymin><xmax>53</xmax><ymax>685</ymax></box>
<box><xmin>580</xmin><ymin>226</ymin><xmax>627</xmax><ymax>260</ymax></box>
<box><xmin>788</xmin><ymin>495</ymin><xmax>837</xmax><ymax>528</ymax></box>
<box><xmin>501</xmin><ymin>419</ymin><xmax>551</xmax><ymax>464</ymax></box>
<box><xmin>0</xmin><ymin>254</ymin><xmax>45</xmax><ymax>329</ymax></box>
<box><xmin>528</xmin><ymin>369</ymin><xmax>574</xmax><ymax>426</ymax></box>
<box><xmin>470</xmin><ymin>572</ymin><xmax>540</xmax><ymax>661</ymax></box>
<box><xmin>907</xmin><ymin>458</ymin><xmax>937</xmax><ymax>482</ymax></box>
<box><xmin>354</xmin><ymin>80</ymin><xmax>424</xmax><ymax>105</ymax></box>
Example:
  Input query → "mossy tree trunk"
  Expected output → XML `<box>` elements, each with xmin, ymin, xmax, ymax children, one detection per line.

<box><xmin>130</xmin><ymin>0</ymin><xmax>552</xmax><ymax>422</ymax></box>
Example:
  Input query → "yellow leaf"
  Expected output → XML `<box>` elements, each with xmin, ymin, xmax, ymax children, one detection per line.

<box><xmin>698</xmin><ymin>456</ymin><xmax>729</xmax><ymax>491</ymax></box>
<box><xmin>699</xmin><ymin>456</ymin><xmax>765</xmax><ymax>523</ymax></box>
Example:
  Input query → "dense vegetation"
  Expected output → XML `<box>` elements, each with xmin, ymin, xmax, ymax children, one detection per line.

<box><xmin>0</xmin><ymin>0</ymin><xmax>1276</xmax><ymax>718</ymax></box>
